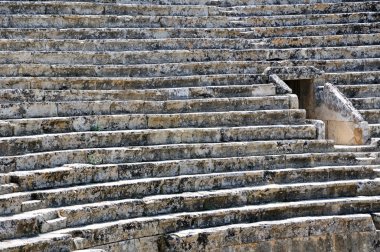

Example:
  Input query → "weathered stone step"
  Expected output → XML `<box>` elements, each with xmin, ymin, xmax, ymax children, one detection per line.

<box><xmin>0</xmin><ymin>168</ymin><xmax>377</xmax><ymax>241</ymax></box>
<box><xmin>369</xmin><ymin>123</ymin><xmax>380</xmax><ymax>137</ymax></box>
<box><xmin>232</xmin><ymin>12</ymin><xmax>379</xmax><ymax>27</ymax></box>
<box><xmin>0</xmin><ymin>38</ymin><xmax>263</xmax><ymax>51</ymax></box>
<box><xmin>0</xmin><ymin>1</ymin><xmax>377</xmax><ymax>16</ymax></box>
<box><xmin>0</xmin><ymin>0</ymin><xmax>372</xmax><ymax>6</ymax></box>
<box><xmin>74</xmin><ymin>250</ymin><xmax>106</xmax><ymax>252</ymax></box>
<box><xmin>358</xmin><ymin>109</ymin><xmax>380</xmax><ymax>123</ymax></box>
<box><xmin>0</xmin><ymin>2</ymin><xmax>217</xmax><ymax>16</ymax></box>
<box><xmin>72</xmin><ymin>250</ymin><xmax>106</xmax><ymax>252</ymax></box>
<box><xmin>1</xmin><ymin>151</ymin><xmax>370</xmax><ymax>184</ymax></box>
<box><xmin>4</xmin><ymin>197</ymin><xmax>380</xmax><ymax>252</ymax></box>
<box><xmin>337</xmin><ymin>84</ymin><xmax>380</xmax><ymax>98</ymax></box>
<box><xmin>0</xmin><ymin>95</ymin><xmax>297</xmax><ymax>119</ymax></box>
<box><xmin>0</xmin><ymin>139</ymin><xmax>334</xmax><ymax>173</ymax></box>
<box><xmin>0</xmin><ymin>85</ymin><xmax>275</xmax><ymax>103</ymax></box>
<box><xmin>0</xmin><ymin>75</ymin><xmax>267</xmax><ymax>90</ymax></box>
<box><xmin>0</xmin><ymin>233</ymin><xmax>72</xmax><ymax>252</ymax></box>
<box><xmin>0</xmin><ymin>109</ymin><xmax>305</xmax><ymax>137</ymax></box>
<box><xmin>1</xmin><ymin>12</ymin><xmax>377</xmax><ymax>29</ymax></box>
<box><xmin>1</xmin><ymin>22</ymin><xmax>377</xmax><ymax>39</ymax></box>
<box><xmin>103</xmin><ymin>151</ymin><xmax>379</xmax><ymax>177</ymax></box>
<box><xmin>1</xmin><ymin>34</ymin><xmax>378</xmax><ymax>52</ymax></box>
<box><xmin>0</xmin><ymin>71</ymin><xmax>378</xmax><ymax>91</ymax></box>
<box><xmin>0</xmin><ymin>74</ymin><xmax>266</xmax><ymax>90</ymax></box>
<box><xmin>0</xmin><ymin>62</ymin><xmax>253</xmax><ymax>77</ymax></box>
<box><xmin>0</xmin><ymin>58</ymin><xmax>379</xmax><ymax>78</ymax></box>
<box><xmin>334</xmin><ymin>143</ymin><xmax>379</xmax><ymax>153</ymax></box>
<box><xmin>4</xmin><ymin>150</ymin><xmax>373</xmax><ymax>205</ymax></box>
<box><xmin>1</xmin><ymin>46</ymin><xmax>378</xmax><ymax>65</ymax></box>
<box><xmin>3</xmin><ymin>196</ymin><xmax>380</xmax><ymax>251</ymax></box>
<box><xmin>324</xmin><ymin>70</ymin><xmax>380</xmax><ymax>85</ymax></box>
<box><xmin>6</xmin><ymin>161</ymin><xmax>376</xmax><ymax>193</ymax></box>
<box><xmin>162</xmin><ymin>214</ymin><xmax>375</xmax><ymax>252</ymax></box>
<box><xmin>40</xmin><ymin>216</ymin><xmax>68</xmax><ymax>234</ymax></box>
<box><xmin>0</xmin><ymin>125</ymin><xmax>317</xmax><ymax>156</ymax></box>
<box><xmin>0</xmin><ymin>166</ymin><xmax>377</xmax><ymax>217</ymax></box>
<box><xmin>267</xmin><ymin>33</ymin><xmax>380</xmax><ymax>49</ymax></box>
<box><xmin>0</xmin><ymin>183</ymin><xmax>18</xmax><ymax>195</ymax></box>
<box><xmin>372</xmin><ymin>167</ymin><xmax>380</xmax><ymax>177</ymax></box>
<box><xmin>228</xmin><ymin>1</ymin><xmax>380</xmax><ymax>16</ymax></box>
<box><xmin>1</xmin><ymin>151</ymin><xmax>373</xmax><ymax>194</ymax></box>
<box><xmin>350</xmin><ymin>97</ymin><xmax>380</xmax><ymax>109</ymax></box>
<box><xmin>20</xmin><ymin>200</ymin><xmax>43</xmax><ymax>213</ymax></box>
<box><xmin>49</xmin><ymin>179</ymin><xmax>380</xmax><ymax>249</ymax></box>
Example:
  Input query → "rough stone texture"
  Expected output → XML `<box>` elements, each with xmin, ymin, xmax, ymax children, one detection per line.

<box><xmin>315</xmin><ymin>82</ymin><xmax>369</xmax><ymax>144</ymax></box>
<box><xmin>162</xmin><ymin>215</ymin><xmax>378</xmax><ymax>251</ymax></box>
<box><xmin>0</xmin><ymin>0</ymin><xmax>379</xmax><ymax>251</ymax></box>
<box><xmin>268</xmin><ymin>74</ymin><xmax>292</xmax><ymax>94</ymax></box>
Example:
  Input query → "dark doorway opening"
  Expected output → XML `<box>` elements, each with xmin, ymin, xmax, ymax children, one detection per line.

<box><xmin>284</xmin><ymin>79</ymin><xmax>314</xmax><ymax>119</ymax></box>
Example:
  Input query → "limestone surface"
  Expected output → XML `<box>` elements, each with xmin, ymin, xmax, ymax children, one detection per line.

<box><xmin>0</xmin><ymin>0</ymin><xmax>379</xmax><ymax>251</ymax></box>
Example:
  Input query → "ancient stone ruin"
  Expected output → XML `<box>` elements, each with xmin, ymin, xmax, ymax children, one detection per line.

<box><xmin>0</xmin><ymin>0</ymin><xmax>379</xmax><ymax>251</ymax></box>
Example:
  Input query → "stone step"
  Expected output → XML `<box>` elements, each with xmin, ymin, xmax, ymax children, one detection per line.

<box><xmin>334</xmin><ymin>144</ymin><xmax>379</xmax><ymax>152</ymax></box>
<box><xmin>109</xmin><ymin>151</ymin><xmax>380</xmax><ymax>174</ymax></box>
<box><xmin>0</xmin><ymin>233</ymin><xmax>72</xmax><ymax>252</ymax></box>
<box><xmin>48</xmin><ymin>178</ymin><xmax>380</xmax><ymax>249</ymax></box>
<box><xmin>21</xmin><ymin>200</ymin><xmax>43</xmax><ymax>212</ymax></box>
<box><xmin>1</xmin><ymin>12</ymin><xmax>377</xmax><ymax>29</ymax></box>
<box><xmin>0</xmin><ymin>139</ymin><xmax>334</xmax><ymax>173</ymax></box>
<box><xmin>0</xmin><ymin>183</ymin><xmax>18</xmax><ymax>194</ymax></box>
<box><xmin>369</xmin><ymin>123</ymin><xmax>380</xmax><ymax>137</ymax></box>
<box><xmin>3</xmin><ymin>196</ymin><xmax>380</xmax><ymax>251</ymax></box>
<box><xmin>0</xmin><ymin>109</ymin><xmax>305</xmax><ymax>137</ymax></box>
<box><xmin>0</xmin><ymin>0</ymin><xmax>372</xmax><ymax>6</ymax></box>
<box><xmin>350</xmin><ymin>97</ymin><xmax>380</xmax><ymax>109</ymax></box>
<box><xmin>2</xmin><ymin>151</ymin><xmax>371</xmax><ymax>182</ymax></box>
<box><xmin>0</xmin><ymin>85</ymin><xmax>275</xmax><ymax>103</ymax></box>
<box><xmin>0</xmin><ymin>169</ymin><xmax>378</xmax><ymax>241</ymax></box>
<box><xmin>0</xmin><ymin>167</ymin><xmax>377</xmax><ymax>217</ymax></box>
<box><xmin>0</xmin><ymin>1</ymin><xmax>377</xmax><ymax>16</ymax></box>
<box><xmin>3</xmin><ymin>153</ymin><xmax>372</xmax><ymax>208</ymax></box>
<box><xmin>1</xmin><ymin>46</ymin><xmax>378</xmax><ymax>65</ymax></box>
<box><xmin>373</xmin><ymin>168</ymin><xmax>380</xmax><ymax>177</ymax></box>
<box><xmin>0</xmin><ymin>95</ymin><xmax>297</xmax><ymax>119</ymax></box>
<box><xmin>74</xmin><ymin>250</ymin><xmax>106</xmax><ymax>252</ymax></box>
<box><xmin>0</xmin><ymin>125</ymin><xmax>317</xmax><ymax>156</ymax></box>
<box><xmin>0</xmin><ymin>150</ymin><xmax>373</xmax><ymax>193</ymax></box>
<box><xmin>0</xmin><ymin>58</ymin><xmax>378</xmax><ymax>78</ymax></box>
<box><xmin>1</xmin><ymin>152</ymin><xmax>366</xmax><ymax>184</ymax></box>
<box><xmin>162</xmin><ymin>214</ymin><xmax>375</xmax><ymax>252</ymax></box>
<box><xmin>324</xmin><ymin>70</ymin><xmax>380</xmax><ymax>85</ymax></box>
<box><xmin>0</xmin><ymin>71</ymin><xmax>378</xmax><ymax>91</ymax></box>
<box><xmin>0</xmin><ymin>74</ymin><xmax>266</xmax><ymax>90</ymax></box>
<box><xmin>337</xmin><ymin>84</ymin><xmax>380</xmax><ymax>98</ymax></box>
<box><xmin>0</xmin><ymin>173</ymin><xmax>8</xmax><ymax>183</ymax></box>
<box><xmin>6</xmin><ymin>159</ymin><xmax>376</xmax><ymax>192</ymax></box>
<box><xmin>0</xmin><ymin>38</ymin><xmax>263</xmax><ymax>51</ymax></box>
<box><xmin>0</xmin><ymin>2</ymin><xmax>217</xmax><ymax>16</ymax></box>
<box><xmin>0</xmin><ymin>34</ymin><xmax>378</xmax><ymax>52</ymax></box>
<box><xmin>228</xmin><ymin>1</ymin><xmax>380</xmax><ymax>16</ymax></box>
<box><xmin>0</xmin><ymin>22</ymin><xmax>377</xmax><ymax>39</ymax></box>
<box><xmin>267</xmin><ymin>33</ymin><xmax>380</xmax><ymax>49</ymax></box>
<box><xmin>358</xmin><ymin>109</ymin><xmax>380</xmax><ymax>123</ymax></box>
<box><xmin>40</xmin><ymin>216</ymin><xmax>68</xmax><ymax>234</ymax></box>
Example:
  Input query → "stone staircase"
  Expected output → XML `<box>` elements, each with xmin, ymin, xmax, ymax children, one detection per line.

<box><xmin>0</xmin><ymin>0</ymin><xmax>380</xmax><ymax>251</ymax></box>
